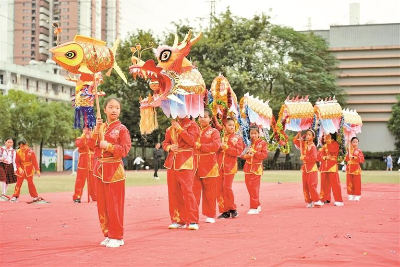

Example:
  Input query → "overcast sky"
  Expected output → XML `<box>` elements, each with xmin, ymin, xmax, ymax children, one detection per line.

<box><xmin>119</xmin><ymin>0</ymin><xmax>400</xmax><ymax>39</ymax></box>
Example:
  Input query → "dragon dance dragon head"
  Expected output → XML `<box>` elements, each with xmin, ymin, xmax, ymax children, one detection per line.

<box><xmin>129</xmin><ymin>30</ymin><xmax>206</xmax><ymax>134</ymax></box>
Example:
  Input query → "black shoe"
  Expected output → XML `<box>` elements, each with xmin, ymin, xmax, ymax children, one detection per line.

<box><xmin>229</xmin><ymin>210</ymin><xmax>239</xmax><ymax>218</ymax></box>
<box><xmin>74</xmin><ymin>199</ymin><xmax>81</xmax><ymax>203</ymax></box>
<box><xmin>324</xmin><ymin>200</ymin><xmax>331</xmax><ymax>204</ymax></box>
<box><xmin>218</xmin><ymin>212</ymin><xmax>230</xmax><ymax>219</ymax></box>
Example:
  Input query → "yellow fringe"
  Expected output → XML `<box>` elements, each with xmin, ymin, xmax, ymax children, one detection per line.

<box><xmin>140</xmin><ymin>107</ymin><xmax>158</xmax><ymax>135</ymax></box>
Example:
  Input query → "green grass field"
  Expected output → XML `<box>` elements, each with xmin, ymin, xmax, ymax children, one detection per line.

<box><xmin>6</xmin><ymin>170</ymin><xmax>399</xmax><ymax>196</ymax></box>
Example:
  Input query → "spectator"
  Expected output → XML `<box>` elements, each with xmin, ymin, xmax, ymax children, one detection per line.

<box><xmin>133</xmin><ymin>156</ymin><xmax>144</xmax><ymax>171</ymax></box>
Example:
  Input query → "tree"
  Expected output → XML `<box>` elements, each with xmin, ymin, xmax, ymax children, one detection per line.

<box><xmin>387</xmin><ymin>95</ymin><xmax>400</xmax><ymax>151</ymax></box>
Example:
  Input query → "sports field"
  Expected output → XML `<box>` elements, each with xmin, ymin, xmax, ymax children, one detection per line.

<box><xmin>0</xmin><ymin>170</ymin><xmax>399</xmax><ymax>267</ymax></box>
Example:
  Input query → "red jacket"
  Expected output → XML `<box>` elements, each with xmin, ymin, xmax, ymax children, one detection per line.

<box><xmin>15</xmin><ymin>148</ymin><xmax>39</xmax><ymax>177</ymax></box>
<box><xmin>218</xmin><ymin>133</ymin><xmax>244</xmax><ymax>175</ymax></box>
<box><xmin>195</xmin><ymin>125</ymin><xmax>221</xmax><ymax>178</ymax></box>
<box><xmin>241</xmin><ymin>138</ymin><xmax>268</xmax><ymax>175</ymax></box>
<box><xmin>294</xmin><ymin>137</ymin><xmax>318</xmax><ymax>173</ymax></box>
<box><xmin>345</xmin><ymin>147</ymin><xmax>364</xmax><ymax>175</ymax></box>
<box><xmin>89</xmin><ymin>120</ymin><xmax>131</xmax><ymax>183</ymax></box>
<box><xmin>317</xmin><ymin>140</ymin><xmax>339</xmax><ymax>173</ymax></box>
<box><xmin>76</xmin><ymin>134</ymin><xmax>94</xmax><ymax>171</ymax></box>
<box><xmin>163</xmin><ymin>118</ymin><xmax>200</xmax><ymax>170</ymax></box>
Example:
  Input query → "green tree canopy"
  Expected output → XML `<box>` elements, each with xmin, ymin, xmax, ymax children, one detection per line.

<box><xmin>387</xmin><ymin>95</ymin><xmax>400</xmax><ymax>151</ymax></box>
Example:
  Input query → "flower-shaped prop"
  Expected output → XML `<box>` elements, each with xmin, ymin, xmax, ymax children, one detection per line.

<box><xmin>129</xmin><ymin>30</ymin><xmax>206</xmax><ymax>134</ymax></box>
<box><xmin>208</xmin><ymin>74</ymin><xmax>238</xmax><ymax>131</ymax></box>
<box><xmin>49</xmin><ymin>34</ymin><xmax>127</xmax><ymax>129</ymax></box>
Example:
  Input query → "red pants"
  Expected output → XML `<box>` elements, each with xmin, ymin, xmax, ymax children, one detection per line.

<box><xmin>193</xmin><ymin>172</ymin><xmax>217</xmax><ymax>218</ymax></box>
<box><xmin>320</xmin><ymin>172</ymin><xmax>343</xmax><ymax>202</ymax></box>
<box><xmin>167</xmin><ymin>168</ymin><xmax>199</xmax><ymax>225</ymax></box>
<box><xmin>245</xmin><ymin>173</ymin><xmax>261</xmax><ymax>209</ymax></box>
<box><xmin>96</xmin><ymin>178</ymin><xmax>125</xmax><ymax>240</ymax></box>
<box><xmin>12</xmin><ymin>175</ymin><xmax>38</xmax><ymax>198</ymax></box>
<box><xmin>217</xmin><ymin>173</ymin><xmax>236</xmax><ymax>213</ymax></box>
<box><xmin>302</xmin><ymin>171</ymin><xmax>320</xmax><ymax>203</ymax></box>
<box><xmin>73</xmin><ymin>169</ymin><xmax>97</xmax><ymax>201</ymax></box>
<box><xmin>346</xmin><ymin>174</ymin><xmax>361</xmax><ymax>195</ymax></box>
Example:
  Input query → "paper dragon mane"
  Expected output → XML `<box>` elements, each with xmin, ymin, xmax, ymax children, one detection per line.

<box><xmin>129</xmin><ymin>30</ymin><xmax>206</xmax><ymax>134</ymax></box>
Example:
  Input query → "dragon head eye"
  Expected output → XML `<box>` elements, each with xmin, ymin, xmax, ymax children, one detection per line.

<box><xmin>65</xmin><ymin>51</ymin><xmax>76</xmax><ymax>59</ymax></box>
<box><xmin>159</xmin><ymin>49</ymin><xmax>172</xmax><ymax>62</ymax></box>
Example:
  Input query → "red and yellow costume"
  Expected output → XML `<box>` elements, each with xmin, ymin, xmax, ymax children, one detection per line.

<box><xmin>294</xmin><ymin>137</ymin><xmax>320</xmax><ymax>203</ymax></box>
<box><xmin>89</xmin><ymin>120</ymin><xmax>131</xmax><ymax>240</ymax></box>
<box><xmin>317</xmin><ymin>140</ymin><xmax>343</xmax><ymax>202</ymax></box>
<box><xmin>241</xmin><ymin>138</ymin><xmax>268</xmax><ymax>209</ymax></box>
<box><xmin>12</xmin><ymin>147</ymin><xmax>39</xmax><ymax>198</ymax></box>
<box><xmin>345</xmin><ymin>147</ymin><xmax>365</xmax><ymax>196</ymax></box>
<box><xmin>193</xmin><ymin>125</ymin><xmax>221</xmax><ymax>218</ymax></box>
<box><xmin>217</xmin><ymin>133</ymin><xmax>244</xmax><ymax>213</ymax></box>
<box><xmin>163</xmin><ymin>118</ymin><xmax>200</xmax><ymax>225</ymax></box>
<box><xmin>73</xmin><ymin>134</ymin><xmax>97</xmax><ymax>201</ymax></box>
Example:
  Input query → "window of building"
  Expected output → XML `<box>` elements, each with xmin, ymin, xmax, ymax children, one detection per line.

<box><xmin>62</xmin><ymin>8</ymin><xmax>69</xmax><ymax>12</ymax></box>
<box><xmin>23</xmin><ymin>9</ymin><xmax>29</xmax><ymax>14</ymax></box>
<box><xmin>46</xmin><ymin>83</ymin><xmax>49</xmax><ymax>93</ymax></box>
<box><xmin>31</xmin><ymin>30</ymin><xmax>35</xmax><ymax>35</ymax></box>
<box><xmin>22</xmin><ymin>43</ymin><xmax>29</xmax><ymax>47</ymax></box>
<box><xmin>0</xmin><ymin>75</ymin><xmax>3</xmax><ymax>85</ymax></box>
<box><xmin>61</xmin><ymin>86</ymin><xmax>64</xmax><ymax>93</ymax></box>
<box><xmin>23</xmin><ymin>3</ymin><xmax>30</xmax><ymax>6</ymax></box>
<box><xmin>36</xmin><ymin>80</ymin><xmax>39</xmax><ymax>91</ymax></box>
<box><xmin>23</xmin><ymin>30</ymin><xmax>30</xmax><ymax>34</ymax></box>
<box><xmin>23</xmin><ymin>23</ymin><xmax>29</xmax><ymax>27</ymax></box>
<box><xmin>62</xmin><ymin>15</ymin><xmax>69</xmax><ymax>19</ymax></box>
<box><xmin>63</xmin><ymin>22</ymin><xmax>69</xmax><ymax>26</ymax></box>
<box><xmin>31</xmin><ymin>51</ymin><xmax>35</xmax><ymax>56</ymax></box>
<box><xmin>31</xmin><ymin>44</ymin><xmax>35</xmax><ymax>49</ymax></box>
<box><xmin>70</xmin><ymin>88</ymin><xmax>73</xmax><ymax>95</ymax></box>
<box><xmin>23</xmin><ymin>16</ymin><xmax>30</xmax><ymax>20</ymax></box>
<box><xmin>23</xmin><ymin>37</ymin><xmax>29</xmax><ymax>40</ymax></box>
<box><xmin>26</xmin><ymin>79</ymin><xmax>29</xmax><ymax>90</ymax></box>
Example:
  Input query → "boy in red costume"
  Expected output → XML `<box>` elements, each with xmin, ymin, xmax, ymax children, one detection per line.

<box><xmin>10</xmin><ymin>140</ymin><xmax>42</xmax><ymax>203</ymax></box>
<box><xmin>241</xmin><ymin>125</ymin><xmax>268</xmax><ymax>215</ymax></box>
<box><xmin>163</xmin><ymin>116</ymin><xmax>200</xmax><ymax>230</ymax></box>
<box><xmin>317</xmin><ymin>133</ymin><xmax>344</xmax><ymax>206</ymax></box>
<box><xmin>217</xmin><ymin>118</ymin><xmax>244</xmax><ymax>219</ymax></box>
<box><xmin>193</xmin><ymin>109</ymin><xmax>221</xmax><ymax>224</ymax></box>
<box><xmin>73</xmin><ymin>128</ymin><xmax>97</xmax><ymax>203</ymax></box>
<box><xmin>89</xmin><ymin>98</ymin><xmax>131</xmax><ymax>248</ymax></box>
<box><xmin>345</xmin><ymin>136</ymin><xmax>365</xmax><ymax>201</ymax></box>
<box><xmin>294</xmin><ymin>130</ymin><xmax>324</xmax><ymax>208</ymax></box>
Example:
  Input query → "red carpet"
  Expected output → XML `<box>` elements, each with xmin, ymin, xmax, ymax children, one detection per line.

<box><xmin>1</xmin><ymin>182</ymin><xmax>399</xmax><ymax>266</ymax></box>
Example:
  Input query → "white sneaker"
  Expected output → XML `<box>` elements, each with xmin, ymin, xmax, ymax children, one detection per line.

<box><xmin>306</xmin><ymin>203</ymin><xmax>313</xmax><ymax>208</ymax></box>
<box><xmin>10</xmin><ymin>197</ymin><xmax>18</xmax><ymax>203</ymax></box>
<box><xmin>247</xmin><ymin>209</ymin><xmax>259</xmax><ymax>215</ymax></box>
<box><xmin>205</xmin><ymin>217</ymin><xmax>215</xmax><ymax>223</ymax></box>
<box><xmin>168</xmin><ymin>223</ymin><xmax>186</xmax><ymax>229</ymax></box>
<box><xmin>257</xmin><ymin>206</ymin><xmax>261</xmax><ymax>212</ymax></box>
<box><xmin>106</xmin><ymin>239</ymin><xmax>124</xmax><ymax>248</ymax></box>
<box><xmin>348</xmin><ymin>195</ymin><xmax>354</xmax><ymax>201</ymax></box>
<box><xmin>334</xmin><ymin>202</ymin><xmax>344</xmax><ymax>207</ymax></box>
<box><xmin>154</xmin><ymin>177</ymin><xmax>159</xmax><ymax>180</ymax></box>
<box><xmin>314</xmin><ymin>200</ymin><xmax>324</xmax><ymax>206</ymax></box>
<box><xmin>100</xmin><ymin>237</ymin><xmax>110</xmax><ymax>246</ymax></box>
<box><xmin>353</xmin><ymin>195</ymin><xmax>361</xmax><ymax>201</ymax></box>
<box><xmin>188</xmin><ymin>223</ymin><xmax>199</xmax><ymax>230</ymax></box>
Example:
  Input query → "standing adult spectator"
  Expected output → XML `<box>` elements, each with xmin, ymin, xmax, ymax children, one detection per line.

<box><xmin>153</xmin><ymin>143</ymin><xmax>163</xmax><ymax>179</ymax></box>
<box><xmin>386</xmin><ymin>155</ymin><xmax>393</xmax><ymax>171</ymax></box>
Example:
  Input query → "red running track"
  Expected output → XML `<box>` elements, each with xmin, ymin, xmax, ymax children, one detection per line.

<box><xmin>0</xmin><ymin>182</ymin><xmax>399</xmax><ymax>266</ymax></box>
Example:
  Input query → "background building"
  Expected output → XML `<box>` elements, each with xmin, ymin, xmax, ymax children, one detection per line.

<box><xmin>308</xmin><ymin>23</ymin><xmax>400</xmax><ymax>152</ymax></box>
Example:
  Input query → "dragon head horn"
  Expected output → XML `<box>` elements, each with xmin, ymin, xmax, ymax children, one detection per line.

<box><xmin>176</xmin><ymin>30</ymin><xmax>202</xmax><ymax>50</ymax></box>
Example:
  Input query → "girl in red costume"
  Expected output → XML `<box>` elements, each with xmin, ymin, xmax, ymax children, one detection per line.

<box><xmin>10</xmin><ymin>140</ymin><xmax>42</xmax><ymax>203</ymax></box>
<box><xmin>345</xmin><ymin>137</ymin><xmax>365</xmax><ymax>201</ymax></box>
<box><xmin>217</xmin><ymin>118</ymin><xmax>244</xmax><ymax>219</ymax></box>
<box><xmin>163</xmin><ymin>116</ymin><xmax>200</xmax><ymax>230</ymax></box>
<box><xmin>294</xmin><ymin>130</ymin><xmax>324</xmax><ymax>208</ymax></box>
<box><xmin>193</xmin><ymin>109</ymin><xmax>221</xmax><ymax>224</ymax></box>
<box><xmin>73</xmin><ymin>128</ymin><xmax>96</xmax><ymax>203</ymax></box>
<box><xmin>317</xmin><ymin>133</ymin><xmax>344</xmax><ymax>206</ymax></box>
<box><xmin>241</xmin><ymin>125</ymin><xmax>268</xmax><ymax>215</ymax></box>
<box><xmin>90</xmin><ymin>98</ymin><xmax>131</xmax><ymax>248</ymax></box>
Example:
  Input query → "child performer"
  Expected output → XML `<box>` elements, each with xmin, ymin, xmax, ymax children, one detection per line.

<box><xmin>293</xmin><ymin>130</ymin><xmax>324</xmax><ymax>208</ymax></box>
<box><xmin>193</xmin><ymin>109</ymin><xmax>221</xmax><ymax>224</ymax></box>
<box><xmin>89</xmin><ymin>97</ymin><xmax>131</xmax><ymax>248</ymax></box>
<box><xmin>317</xmin><ymin>133</ymin><xmax>344</xmax><ymax>206</ymax></box>
<box><xmin>10</xmin><ymin>140</ymin><xmax>42</xmax><ymax>203</ymax></box>
<box><xmin>217</xmin><ymin>118</ymin><xmax>244</xmax><ymax>219</ymax></box>
<box><xmin>241</xmin><ymin>125</ymin><xmax>268</xmax><ymax>214</ymax></box>
<box><xmin>73</xmin><ymin>128</ymin><xmax>96</xmax><ymax>203</ymax></box>
<box><xmin>0</xmin><ymin>137</ymin><xmax>17</xmax><ymax>200</ymax></box>
<box><xmin>345</xmin><ymin>137</ymin><xmax>365</xmax><ymax>201</ymax></box>
<box><xmin>163</xmin><ymin>116</ymin><xmax>200</xmax><ymax>230</ymax></box>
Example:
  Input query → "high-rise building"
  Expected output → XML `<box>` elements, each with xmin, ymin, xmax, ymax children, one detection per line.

<box><xmin>12</xmin><ymin>0</ymin><xmax>120</xmax><ymax>65</ymax></box>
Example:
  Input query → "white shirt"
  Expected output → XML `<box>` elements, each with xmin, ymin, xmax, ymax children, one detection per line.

<box><xmin>1</xmin><ymin>146</ymin><xmax>17</xmax><ymax>171</ymax></box>
<box><xmin>133</xmin><ymin>157</ymin><xmax>145</xmax><ymax>165</ymax></box>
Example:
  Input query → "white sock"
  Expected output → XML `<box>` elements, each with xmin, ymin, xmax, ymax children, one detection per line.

<box><xmin>4</xmin><ymin>183</ymin><xmax>8</xmax><ymax>195</ymax></box>
<box><xmin>0</xmin><ymin>181</ymin><xmax>6</xmax><ymax>195</ymax></box>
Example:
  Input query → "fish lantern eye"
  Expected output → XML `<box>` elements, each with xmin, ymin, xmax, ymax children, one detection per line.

<box><xmin>159</xmin><ymin>49</ymin><xmax>171</xmax><ymax>62</ymax></box>
<box><xmin>65</xmin><ymin>51</ymin><xmax>76</xmax><ymax>59</ymax></box>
